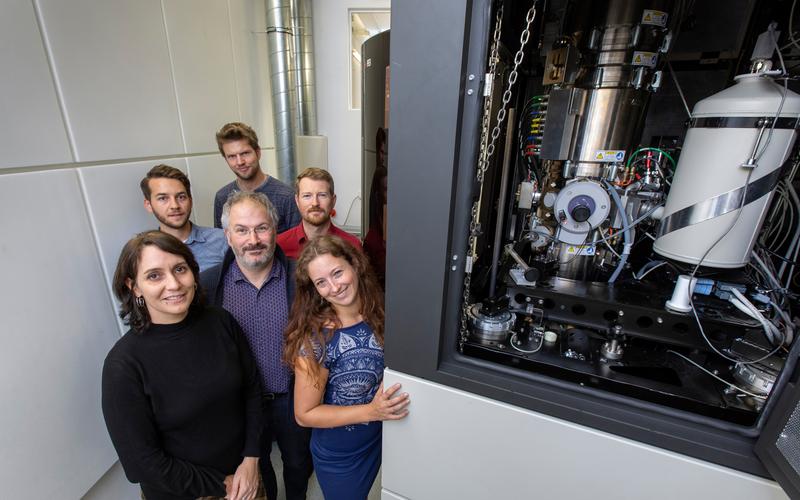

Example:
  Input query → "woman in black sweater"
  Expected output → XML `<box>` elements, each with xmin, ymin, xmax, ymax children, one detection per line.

<box><xmin>102</xmin><ymin>231</ymin><xmax>262</xmax><ymax>500</ymax></box>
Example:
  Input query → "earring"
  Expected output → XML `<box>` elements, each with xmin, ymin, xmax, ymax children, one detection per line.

<box><xmin>135</xmin><ymin>296</ymin><xmax>145</xmax><ymax>308</ymax></box>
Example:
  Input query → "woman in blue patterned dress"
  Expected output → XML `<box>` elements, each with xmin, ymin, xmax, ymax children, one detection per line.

<box><xmin>284</xmin><ymin>235</ymin><xmax>410</xmax><ymax>499</ymax></box>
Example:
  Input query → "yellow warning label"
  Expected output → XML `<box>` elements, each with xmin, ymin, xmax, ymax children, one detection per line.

<box><xmin>632</xmin><ymin>51</ymin><xmax>658</xmax><ymax>68</ymax></box>
<box><xmin>565</xmin><ymin>245</ymin><xmax>596</xmax><ymax>256</ymax></box>
<box><xmin>642</xmin><ymin>9</ymin><xmax>668</xmax><ymax>27</ymax></box>
<box><xmin>594</xmin><ymin>150</ymin><xmax>626</xmax><ymax>162</ymax></box>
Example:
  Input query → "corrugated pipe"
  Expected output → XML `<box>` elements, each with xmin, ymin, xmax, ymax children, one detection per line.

<box><xmin>290</xmin><ymin>0</ymin><xmax>317</xmax><ymax>135</ymax></box>
<box><xmin>266</xmin><ymin>0</ymin><xmax>297</xmax><ymax>182</ymax></box>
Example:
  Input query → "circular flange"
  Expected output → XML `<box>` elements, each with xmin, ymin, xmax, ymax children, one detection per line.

<box><xmin>467</xmin><ymin>303</ymin><xmax>515</xmax><ymax>344</ymax></box>
<box><xmin>553</xmin><ymin>180</ymin><xmax>611</xmax><ymax>234</ymax></box>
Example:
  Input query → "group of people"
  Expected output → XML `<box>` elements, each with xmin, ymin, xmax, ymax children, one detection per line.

<box><xmin>101</xmin><ymin>122</ymin><xmax>408</xmax><ymax>500</ymax></box>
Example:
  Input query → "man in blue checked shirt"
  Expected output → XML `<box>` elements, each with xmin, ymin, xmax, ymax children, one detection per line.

<box><xmin>140</xmin><ymin>164</ymin><xmax>228</xmax><ymax>272</ymax></box>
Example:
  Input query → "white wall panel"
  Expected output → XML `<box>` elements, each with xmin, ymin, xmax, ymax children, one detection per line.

<box><xmin>186</xmin><ymin>154</ymin><xmax>232</xmax><ymax>228</ymax></box>
<box><xmin>228</xmin><ymin>0</ymin><xmax>279</xmax><ymax>177</ymax></box>
<box><xmin>164</xmin><ymin>0</ymin><xmax>240</xmax><ymax>153</ymax></box>
<box><xmin>37</xmin><ymin>0</ymin><xmax>183</xmax><ymax>161</ymax></box>
<box><xmin>78</xmin><ymin>160</ymin><xmax>189</xmax><ymax>294</ymax></box>
<box><xmin>0</xmin><ymin>0</ymin><xmax>71</xmax><ymax>168</ymax></box>
<box><xmin>2</xmin><ymin>1</ymin><xmax>282</xmax><ymax>498</ymax></box>
<box><xmin>0</xmin><ymin>170</ymin><xmax>120</xmax><ymax>499</ymax></box>
<box><xmin>382</xmin><ymin>370</ymin><xmax>787</xmax><ymax>500</ymax></box>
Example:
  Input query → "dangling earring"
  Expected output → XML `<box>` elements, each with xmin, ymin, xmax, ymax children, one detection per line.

<box><xmin>135</xmin><ymin>296</ymin><xmax>145</xmax><ymax>308</ymax></box>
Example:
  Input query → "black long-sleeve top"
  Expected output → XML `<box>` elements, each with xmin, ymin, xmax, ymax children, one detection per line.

<box><xmin>101</xmin><ymin>305</ymin><xmax>262</xmax><ymax>500</ymax></box>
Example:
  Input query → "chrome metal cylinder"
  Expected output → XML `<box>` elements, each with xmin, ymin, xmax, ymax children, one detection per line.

<box><xmin>543</xmin><ymin>0</ymin><xmax>677</xmax><ymax>177</ymax></box>
<box><xmin>557</xmin><ymin>245</ymin><xmax>594</xmax><ymax>281</ymax></box>
<box><xmin>290</xmin><ymin>0</ymin><xmax>317</xmax><ymax>135</ymax></box>
<box><xmin>266</xmin><ymin>0</ymin><xmax>297</xmax><ymax>182</ymax></box>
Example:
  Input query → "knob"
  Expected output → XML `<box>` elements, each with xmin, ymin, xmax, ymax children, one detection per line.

<box><xmin>524</xmin><ymin>267</ymin><xmax>541</xmax><ymax>282</ymax></box>
<box><xmin>567</xmin><ymin>194</ymin><xmax>596</xmax><ymax>223</ymax></box>
<box><xmin>571</xmin><ymin>204</ymin><xmax>591</xmax><ymax>222</ymax></box>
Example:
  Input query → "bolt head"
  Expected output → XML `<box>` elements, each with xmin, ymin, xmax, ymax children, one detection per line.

<box><xmin>467</xmin><ymin>89</ymin><xmax>474</xmax><ymax>95</ymax></box>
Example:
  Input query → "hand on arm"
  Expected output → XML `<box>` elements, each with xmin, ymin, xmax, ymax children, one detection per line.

<box><xmin>293</xmin><ymin>357</ymin><xmax>410</xmax><ymax>428</ymax></box>
<box><xmin>225</xmin><ymin>456</ymin><xmax>259</xmax><ymax>500</ymax></box>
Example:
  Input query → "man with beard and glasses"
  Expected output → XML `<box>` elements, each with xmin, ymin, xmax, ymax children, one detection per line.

<box><xmin>140</xmin><ymin>164</ymin><xmax>227</xmax><ymax>272</ymax></box>
<box><xmin>213</xmin><ymin>122</ymin><xmax>300</xmax><ymax>233</ymax></box>
<box><xmin>277</xmin><ymin>168</ymin><xmax>361</xmax><ymax>260</ymax></box>
<box><xmin>200</xmin><ymin>191</ymin><xmax>312</xmax><ymax>500</ymax></box>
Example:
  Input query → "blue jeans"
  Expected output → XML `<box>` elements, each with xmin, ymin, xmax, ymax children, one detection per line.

<box><xmin>260</xmin><ymin>393</ymin><xmax>313</xmax><ymax>500</ymax></box>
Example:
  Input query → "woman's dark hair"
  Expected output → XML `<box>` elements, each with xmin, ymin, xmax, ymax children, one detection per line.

<box><xmin>112</xmin><ymin>231</ymin><xmax>202</xmax><ymax>332</ymax></box>
<box><xmin>284</xmin><ymin>235</ymin><xmax>384</xmax><ymax>385</ymax></box>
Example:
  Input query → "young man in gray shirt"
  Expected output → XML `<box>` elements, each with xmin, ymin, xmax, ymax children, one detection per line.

<box><xmin>213</xmin><ymin>122</ymin><xmax>300</xmax><ymax>233</ymax></box>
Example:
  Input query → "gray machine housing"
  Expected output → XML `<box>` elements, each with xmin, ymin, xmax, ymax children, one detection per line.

<box><xmin>385</xmin><ymin>0</ymin><xmax>800</xmax><ymax>495</ymax></box>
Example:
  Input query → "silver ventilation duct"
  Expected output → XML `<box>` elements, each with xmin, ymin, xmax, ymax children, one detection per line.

<box><xmin>290</xmin><ymin>0</ymin><xmax>317</xmax><ymax>135</ymax></box>
<box><xmin>266</xmin><ymin>0</ymin><xmax>297</xmax><ymax>182</ymax></box>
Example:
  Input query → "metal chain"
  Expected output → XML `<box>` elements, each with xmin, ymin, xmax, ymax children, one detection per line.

<box><xmin>460</xmin><ymin>6</ymin><xmax>504</xmax><ymax>352</ymax></box>
<box><xmin>476</xmin><ymin>5</ymin><xmax>504</xmax><ymax>180</ymax></box>
<box><xmin>459</xmin><ymin>2</ymin><xmax>538</xmax><ymax>352</ymax></box>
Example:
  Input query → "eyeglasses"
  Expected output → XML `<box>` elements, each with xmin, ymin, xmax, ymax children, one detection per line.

<box><xmin>232</xmin><ymin>224</ymin><xmax>272</xmax><ymax>237</ymax></box>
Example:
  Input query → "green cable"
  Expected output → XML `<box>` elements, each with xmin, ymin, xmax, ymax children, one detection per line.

<box><xmin>625</xmin><ymin>147</ymin><xmax>677</xmax><ymax>170</ymax></box>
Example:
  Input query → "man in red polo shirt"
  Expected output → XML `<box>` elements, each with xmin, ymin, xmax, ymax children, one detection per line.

<box><xmin>277</xmin><ymin>168</ymin><xmax>361</xmax><ymax>259</ymax></box>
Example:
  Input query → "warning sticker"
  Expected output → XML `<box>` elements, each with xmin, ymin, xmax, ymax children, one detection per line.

<box><xmin>565</xmin><ymin>245</ymin><xmax>596</xmax><ymax>256</ymax></box>
<box><xmin>632</xmin><ymin>51</ymin><xmax>658</xmax><ymax>67</ymax></box>
<box><xmin>594</xmin><ymin>150</ymin><xmax>626</xmax><ymax>163</ymax></box>
<box><xmin>642</xmin><ymin>9</ymin><xmax>668</xmax><ymax>27</ymax></box>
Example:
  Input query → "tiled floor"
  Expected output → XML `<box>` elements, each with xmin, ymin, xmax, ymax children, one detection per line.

<box><xmin>268</xmin><ymin>441</ymin><xmax>381</xmax><ymax>500</ymax></box>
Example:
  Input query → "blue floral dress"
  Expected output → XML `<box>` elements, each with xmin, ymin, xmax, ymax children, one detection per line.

<box><xmin>311</xmin><ymin>321</ymin><xmax>384</xmax><ymax>500</ymax></box>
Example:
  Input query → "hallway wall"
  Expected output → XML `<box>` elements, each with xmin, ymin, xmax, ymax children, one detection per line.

<box><xmin>0</xmin><ymin>1</ymin><xmax>275</xmax><ymax>497</ymax></box>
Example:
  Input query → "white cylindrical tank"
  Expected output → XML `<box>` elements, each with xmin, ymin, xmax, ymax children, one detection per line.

<box><xmin>653</xmin><ymin>74</ymin><xmax>800</xmax><ymax>268</ymax></box>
